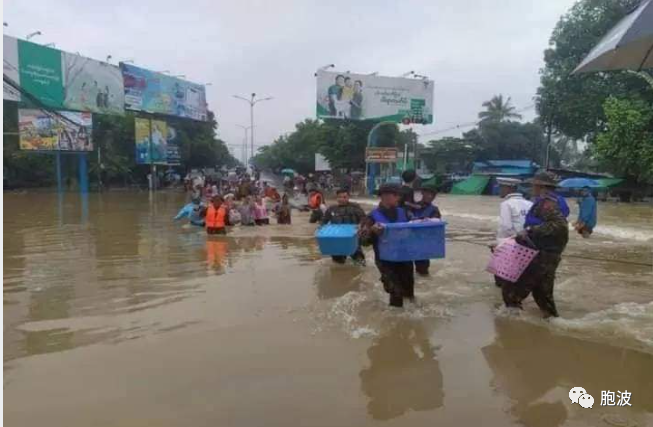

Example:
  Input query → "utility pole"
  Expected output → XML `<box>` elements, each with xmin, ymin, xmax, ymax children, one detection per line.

<box><xmin>236</xmin><ymin>124</ymin><xmax>251</xmax><ymax>165</ymax></box>
<box><xmin>233</xmin><ymin>93</ymin><xmax>273</xmax><ymax>168</ymax></box>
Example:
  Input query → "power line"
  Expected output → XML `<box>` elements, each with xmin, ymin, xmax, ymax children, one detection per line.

<box><xmin>416</xmin><ymin>104</ymin><xmax>535</xmax><ymax>139</ymax></box>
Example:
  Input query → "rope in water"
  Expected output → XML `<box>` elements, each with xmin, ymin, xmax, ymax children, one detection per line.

<box><xmin>448</xmin><ymin>238</ymin><xmax>653</xmax><ymax>268</ymax></box>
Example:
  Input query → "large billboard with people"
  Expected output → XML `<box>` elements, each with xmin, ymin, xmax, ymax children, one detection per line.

<box><xmin>121</xmin><ymin>63</ymin><xmax>208</xmax><ymax>121</ymax></box>
<box><xmin>316</xmin><ymin>70</ymin><xmax>434</xmax><ymax>124</ymax></box>
<box><xmin>18</xmin><ymin>109</ymin><xmax>93</xmax><ymax>151</ymax></box>
<box><xmin>134</xmin><ymin>117</ymin><xmax>169</xmax><ymax>165</ymax></box>
<box><xmin>62</xmin><ymin>52</ymin><xmax>125</xmax><ymax>114</ymax></box>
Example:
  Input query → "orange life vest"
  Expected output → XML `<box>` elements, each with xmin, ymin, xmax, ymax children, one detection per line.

<box><xmin>309</xmin><ymin>192</ymin><xmax>323</xmax><ymax>209</ymax></box>
<box><xmin>206</xmin><ymin>205</ymin><xmax>227</xmax><ymax>228</ymax></box>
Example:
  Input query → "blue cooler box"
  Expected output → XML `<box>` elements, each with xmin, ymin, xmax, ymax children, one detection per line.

<box><xmin>316</xmin><ymin>224</ymin><xmax>358</xmax><ymax>256</ymax></box>
<box><xmin>379</xmin><ymin>221</ymin><xmax>446</xmax><ymax>262</ymax></box>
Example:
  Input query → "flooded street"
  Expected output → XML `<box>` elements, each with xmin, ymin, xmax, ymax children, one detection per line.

<box><xmin>4</xmin><ymin>191</ymin><xmax>653</xmax><ymax>427</ymax></box>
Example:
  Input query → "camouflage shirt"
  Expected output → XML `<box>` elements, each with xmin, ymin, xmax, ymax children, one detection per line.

<box><xmin>527</xmin><ymin>197</ymin><xmax>569</xmax><ymax>254</ymax></box>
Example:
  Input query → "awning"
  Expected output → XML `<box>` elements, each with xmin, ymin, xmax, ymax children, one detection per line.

<box><xmin>596</xmin><ymin>178</ymin><xmax>624</xmax><ymax>188</ymax></box>
<box><xmin>450</xmin><ymin>175</ymin><xmax>491</xmax><ymax>195</ymax></box>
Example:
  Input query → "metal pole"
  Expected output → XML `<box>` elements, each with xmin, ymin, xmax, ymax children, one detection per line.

<box><xmin>97</xmin><ymin>145</ymin><xmax>102</xmax><ymax>191</ymax></box>
<box><xmin>250</xmin><ymin>100</ymin><xmax>254</xmax><ymax>168</ymax></box>
<box><xmin>55</xmin><ymin>151</ymin><xmax>63</xmax><ymax>193</ymax></box>
<box><xmin>149</xmin><ymin>117</ymin><xmax>155</xmax><ymax>191</ymax></box>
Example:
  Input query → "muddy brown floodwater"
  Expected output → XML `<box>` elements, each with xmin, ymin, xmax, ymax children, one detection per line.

<box><xmin>4</xmin><ymin>191</ymin><xmax>653</xmax><ymax>427</ymax></box>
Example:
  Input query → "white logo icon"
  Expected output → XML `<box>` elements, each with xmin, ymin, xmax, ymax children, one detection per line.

<box><xmin>569</xmin><ymin>387</ymin><xmax>587</xmax><ymax>404</ymax></box>
<box><xmin>579</xmin><ymin>393</ymin><xmax>594</xmax><ymax>408</ymax></box>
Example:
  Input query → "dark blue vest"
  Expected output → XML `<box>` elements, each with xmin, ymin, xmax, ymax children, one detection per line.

<box><xmin>371</xmin><ymin>207</ymin><xmax>408</xmax><ymax>224</ymax></box>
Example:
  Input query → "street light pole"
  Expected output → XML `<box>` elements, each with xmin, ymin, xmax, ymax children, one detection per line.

<box><xmin>233</xmin><ymin>93</ymin><xmax>273</xmax><ymax>168</ymax></box>
<box><xmin>236</xmin><ymin>125</ymin><xmax>251</xmax><ymax>165</ymax></box>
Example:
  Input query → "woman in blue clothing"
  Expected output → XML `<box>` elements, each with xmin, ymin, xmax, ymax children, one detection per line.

<box><xmin>574</xmin><ymin>187</ymin><xmax>597</xmax><ymax>238</ymax></box>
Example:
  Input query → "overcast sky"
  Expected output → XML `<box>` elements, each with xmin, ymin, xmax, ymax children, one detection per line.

<box><xmin>4</xmin><ymin>0</ymin><xmax>576</xmax><ymax>158</ymax></box>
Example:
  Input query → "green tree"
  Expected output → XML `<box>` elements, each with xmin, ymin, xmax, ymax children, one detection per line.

<box><xmin>478</xmin><ymin>95</ymin><xmax>522</xmax><ymax>124</ymax></box>
<box><xmin>420</xmin><ymin>137</ymin><xmax>479</xmax><ymax>174</ymax></box>
<box><xmin>463</xmin><ymin>121</ymin><xmax>549</xmax><ymax>164</ymax></box>
<box><xmin>536</xmin><ymin>0</ymin><xmax>649</xmax><ymax>141</ymax></box>
<box><xmin>595</xmin><ymin>97</ymin><xmax>653</xmax><ymax>184</ymax></box>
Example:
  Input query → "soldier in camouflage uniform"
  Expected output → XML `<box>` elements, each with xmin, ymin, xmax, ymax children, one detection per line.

<box><xmin>321</xmin><ymin>188</ymin><xmax>367</xmax><ymax>265</ymax></box>
<box><xmin>502</xmin><ymin>172</ymin><xmax>569</xmax><ymax>318</ymax></box>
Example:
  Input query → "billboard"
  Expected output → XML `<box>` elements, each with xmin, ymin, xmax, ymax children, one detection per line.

<box><xmin>121</xmin><ymin>63</ymin><xmax>207</xmax><ymax>121</ymax></box>
<box><xmin>316</xmin><ymin>70</ymin><xmax>433</xmax><ymax>124</ymax></box>
<box><xmin>135</xmin><ymin>117</ymin><xmax>168</xmax><ymax>164</ymax></box>
<box><xmin>315</xmin><ymin>153</ymin><xmax>331</xmax><ymax>171</ymax></box>
<box><xmin>19</xmin><ymin>109</ymin><xmax>92</xmax><ymax>151</ymax></box>
<box><xmin>166</xmin><ymin>125</ymin><xmax>181</xmax><ymax>165</ymax></box>
<box><xmin>3</xmin><ymin>35</ymin><xmax>21</xmax><ymax>101</ymax></box>
<box><xmin>17</xmin><ymin>39</ymin><xmax>65</xmax><ymax>108</ymax></box>
<box><xmin>62</xmin><ymin>52</ymin><xmax>124</xmax><ymax>114</ymax></box>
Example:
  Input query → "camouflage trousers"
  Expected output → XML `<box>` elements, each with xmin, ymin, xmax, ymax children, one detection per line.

<box><xmin>501</xmin><ymin>251</ymin><xmax>562</xmax><ymax>317</ymax></box>
<box><xmin>375</xmin><ymin>259</ymin><xmax>415</xmax><ymax>307</ymax></box>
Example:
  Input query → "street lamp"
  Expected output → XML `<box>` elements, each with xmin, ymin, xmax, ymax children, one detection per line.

<box><xmin>233</xmin><ymin>93</ymin><xmax>273</xmax><ymax>166</ymax></box>
<box><xmin>106</xmin><ymin>55</ymin><xmax>112</xmax><ymax>63</ymax></box>
<box><xmin>26</xmin><ymin>31</ymin><xmax>42</xmax><ymax>40</ymax></box>
<box><xmin>400</xmin><ymin>71</ymin><xmax>415</xmax><ymax>77</ymax></box>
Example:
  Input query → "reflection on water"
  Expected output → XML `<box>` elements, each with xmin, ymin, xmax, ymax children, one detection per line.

<box><xmin>483</xmin><ymin>317</ymin><xmax>653</xmax><ymax>427</ymax></box>
<box><xmin>360</xmin><ymin>319</ymin><xmax>444</xmax><ymax>420</ymax></box>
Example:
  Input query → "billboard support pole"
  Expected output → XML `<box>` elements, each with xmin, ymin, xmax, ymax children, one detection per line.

<box><xmin>148</xmin><ymin>116</ymin><xmax>155</xmax><ymax>192</ymax></box>
<box><xmin>78</xmin><ymin>152</ymin><xmax>89</xmax><ymax>194</ymax></box>
<box><xmin>55</xmin><ymin>151</ymin><xmax>63</xmax><ymax>194</ymax></box>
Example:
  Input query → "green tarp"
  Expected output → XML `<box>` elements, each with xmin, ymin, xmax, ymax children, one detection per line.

<box><xmin>450</xmin><ymin>175</ymin><xmax>490</xmax><ymax>195</ymax></box>
<box><xmin>596</xmin><ymin>178</ymin><xmax>624</xmax><ymax>188</ymax></box>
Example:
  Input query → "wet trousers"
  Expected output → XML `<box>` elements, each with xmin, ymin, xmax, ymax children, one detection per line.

<box><xmin>501</xmin><ymin>251</ymin><xmax>561</xmax><ymax>317</ymax></box>
<box><xmin>414</xmin><ymin>260</ymin><xmax>430</xmax><ymax>275</ymax></box>
<box><xmin>375</xmin><ymin>259</ymin><xmax>415</xmax><ymax>307</ymax></box>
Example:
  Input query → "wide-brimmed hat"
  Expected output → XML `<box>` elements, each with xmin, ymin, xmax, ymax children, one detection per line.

<box><xmin>496</xmin><ymin>177</ymin><xmax>522</xmax><ymax>187</ymax></box>
<box><xmin>376</xmin><ymin>183</ymin><xmax>401</xmax><ymax>195</ymax></box>
<box><xmin>528</xmin><ymin>171</ymin><xmax>558</xmax><ymax>187</ymax></box>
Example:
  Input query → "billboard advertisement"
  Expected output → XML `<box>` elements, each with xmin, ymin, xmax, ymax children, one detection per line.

<box><xmin>17</xmin><ymin>39</ymin><xmax>65</xmax><ymax>108</ymax></box>
<box><xmin>316</xmin><ymin>70</ymin><xmax>433</xmax><ymax>124</ymax></box>
<box><xmin>166</xmin><ymin>125</ymin><xmax>181</xmax><ymax>165</ymax></box>
<box><xmin>135</xmin><ymin>117</ymin><xmax>168</xmax><ymax>164</ymax></box>
<box><xmin>3</xmin><ymin>35</ymin><xmax>21</xmax><ymax>101</ymax></box>
<box><xmin>19</xmin><ymin>109</ymin><xmax>92</xmax><ymax>151</ymax></box>
<box><xmin>122</xmin><ymin>63</ymin><xmax>207</xmax><ymax>121</ymax></box>
<box><xmin>63</xmin><ymin>52</ymin><xmax>124</xmax><ymax>114</ymax></box>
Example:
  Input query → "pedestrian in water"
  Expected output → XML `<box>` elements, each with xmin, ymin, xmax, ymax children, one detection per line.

<box><xmin>410</xmin><ymin>183</ymin><xmax>442</xmax><ymax>276</ymax></box>
<box><xmin>360</xmin><ymin>183</ymin><xmax>414</xmax><ymax>308</ymax></box>
<box><xmin>321</xmin><ymin>188</ymin><xmax>366</xmax><ymax>266</ymax></box>
<box><xmin>254</xmin><ymin>196</ymin><xmax>270</xmax><ymax>225</ymax></box>
<box><xmin>524</xmin><ymin>172</ymin><xmax>569</xmax><ymax>226</ymax></box>
<box><xmin>276</xmin><ymin>193</ymin><xmax>292</xmax><ymax>225</ymax></box>
<box><xmin>574</xmin><ymin>186</ymin><xmax>597</xmax><ymax>238</ymax></box>
<box><xmin>493</xmin><ymin>178</ymin><xmax>532</xmax><ymax>287</ymax></box>
<box><xmin>502</xmin><ymin>173</ymin><xmax>569</xmax><ymax>318</ymax></box>
<box><xmin>205</xmin><ymin>195</ymin><xmax>228</xmax><ymax>235</ymax></box>
<box><xmin>238</xmin><ymin>196</ymin><xmax>256</xmax><ymax>226</ymax></box>
<box><xmin>399</xmin><ymin>169</ymin><xmax>420</xmax><ymax>210</ymax></box>
<box><xmin>308</xmin><ymin>188</ymin><xmax>325</xmax><ymax>223</ymax></box>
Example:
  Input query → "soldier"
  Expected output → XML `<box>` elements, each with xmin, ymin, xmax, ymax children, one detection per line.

<box><xmin>360</xmin><ymin>183</ymin><xmax>414</xmax><ymax>308</ymax></box>
<box><xmin>502</xmin><ymin>173</ymin><xmax>569</xmax><ymax>318</ymax></box>
<box><xmin>411</xmin><ymin>183</ymin><xmax>442</xmax><ymax>276</ymax></box>
<box><xmin>321</xmin><ymin>188</ymin><xmax>367</xmax><ymax>265</ymax></box>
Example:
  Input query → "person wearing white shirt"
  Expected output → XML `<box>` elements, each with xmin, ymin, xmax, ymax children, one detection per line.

<box><xmin>496</xmin><ymin>178</ymin><xmax>533</xmax><ymax>246</ymax></box>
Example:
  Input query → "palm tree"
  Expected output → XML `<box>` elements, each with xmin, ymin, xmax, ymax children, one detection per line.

<box><xmin>478</xmin><ymin>95</ymin><xmax>522</xmax><ymax>124</ymax></box>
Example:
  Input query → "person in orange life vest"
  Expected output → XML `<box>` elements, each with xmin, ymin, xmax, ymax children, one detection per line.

<box><xmin>359</xmin><ymin>183</ymin><xmax>414</xmax><ymax>308</ymax></box>
<box><xmin>206</xmin><ymin>195</ymin><xmax>228</xmax><ymax>235</ymax></box>
<box><xmin>308</xmin><ymin>188</ymin><xmax>325</xmax><ymax>223</ymax></box>
<box><xmin>411</xmin><ymin>184</ymin><xmax>442</xmax><ymax>276</ymax></box>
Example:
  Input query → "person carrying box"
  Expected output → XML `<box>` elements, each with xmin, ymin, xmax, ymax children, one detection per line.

<box><xmin>411</xmin><ymin>183</ymin><xmax>442</xmax><ymax>276</ymax></box>
<box><xmin>321</xmin><ymin>188</ymin><xmax>366</xmax><ymax>266</ymax></box>
<box><xmin>360</xmin><ymin>183</ymin><xmax>414</xmax><ymax>308</ymax></box>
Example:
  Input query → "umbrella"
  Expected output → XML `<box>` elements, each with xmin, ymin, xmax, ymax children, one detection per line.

<box><xmin>558</xmin><ymin>178</ymin><xmax>603</xmax><ymax>188</ymax></box>
<box><xmin>281</xmin><ymin>168</ymin><xmax>295</xmax><ymax>176</ymax></box>
<box><xmin>573</xmin><ymin>0</ymin><xmax>653</xmax><ymax>73</ymax></box>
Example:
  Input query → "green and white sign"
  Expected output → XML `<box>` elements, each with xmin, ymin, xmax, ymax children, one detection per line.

<box><xmin>316</xmin><ymin>70</ymin><xmax>434</xmax><ymax>124</ymax></box>
<box><xmin>17</xmin><ymin>39</ymin><xmax>64</xmax><ymax>108</ymax></box>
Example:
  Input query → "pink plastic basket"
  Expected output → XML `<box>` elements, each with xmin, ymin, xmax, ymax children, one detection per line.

<box><xmin>486</xmin><ymin>239</ymin><xmax>539</xmax><ymax>283</ymax></box>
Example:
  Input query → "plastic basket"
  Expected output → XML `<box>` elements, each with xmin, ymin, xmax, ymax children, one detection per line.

<box><xmin>316</xmin><ymin>224</ymin><xmax>358</xmax><ymax>256</ymax></box>
<box><xmin>486</xmin><ymin>239</ymin><xmax>539</xmax><ymax>283</ymax></box>
<box><xmin>378</xmin><ymin>221</ymin><xmax>446</xmax><ymax>262</ymax></box>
